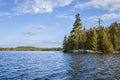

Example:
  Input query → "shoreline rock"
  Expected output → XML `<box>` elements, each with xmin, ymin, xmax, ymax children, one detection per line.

<box><xmin>67</xmin><ymin>49</ymin><xmax>120</xmax><ymax>54</ymax></box>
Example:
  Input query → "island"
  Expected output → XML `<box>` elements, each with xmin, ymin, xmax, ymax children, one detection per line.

<box><xmin>63</xmin><ymin>13</ymin><xmax>120</xmax><ymax>53</ymax></box>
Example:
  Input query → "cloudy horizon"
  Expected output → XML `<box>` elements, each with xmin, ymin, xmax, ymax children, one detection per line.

<box><xmin>0</xmin><ymin>0</ymin><xmax>120</xmax><ymax>48</ymax></box>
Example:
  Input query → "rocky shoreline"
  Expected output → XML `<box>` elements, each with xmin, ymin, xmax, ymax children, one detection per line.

<box><xmin>68</xmin><ymin>49</ymin><xmax>120</xmax><ymax>54</ymax></box>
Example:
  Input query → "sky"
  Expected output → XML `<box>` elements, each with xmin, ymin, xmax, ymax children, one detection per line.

<box><xmin>0</xmin><ymin>0</ymin><xmax>120</xmax><ymax>48</ymax></box>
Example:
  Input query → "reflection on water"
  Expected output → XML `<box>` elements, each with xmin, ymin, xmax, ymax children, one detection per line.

<box><xmin>0</xmin><ymin>51</ymin><xmax>120</xmax><ymax>80</ymax></box>
<box><xmin>67</xmin><ymin>54</ymin><xmax>120</xmax><ymax>80</ymax></box>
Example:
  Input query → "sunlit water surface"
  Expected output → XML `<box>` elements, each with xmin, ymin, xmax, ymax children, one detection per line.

<box><xmin>0</xmin><ymin>51</ymin><xmax>120</xmax><ymax>80</ymax></box>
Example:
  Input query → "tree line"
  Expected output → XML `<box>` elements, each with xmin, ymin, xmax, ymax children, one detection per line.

<box><xmin>63</xmin><ymin>13</ymin><xmax>120</xmax><ymax>53</ymax></box>
<box><xmin>0</xmin><ymin>46</ymin><xmax>63</xmax><ymax>51</ymax></box>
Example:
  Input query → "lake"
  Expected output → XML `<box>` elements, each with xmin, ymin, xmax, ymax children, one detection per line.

<box><xmin>0</xmin><ymin>51</ymin><xmax>120</xmax><ymax>80</ymax></box>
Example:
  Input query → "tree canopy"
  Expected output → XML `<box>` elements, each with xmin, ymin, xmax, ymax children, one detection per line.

<box><xmin>63</xmin><ymin>13</ymin><xmax>120</xmax><ymax>53</ymax></box>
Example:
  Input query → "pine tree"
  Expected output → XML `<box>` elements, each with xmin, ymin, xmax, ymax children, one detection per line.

<box><xmin>90</xmin><ymin>28</ymin><xmax>98</xmax><ymax>51</ymax></box>
<box><xmin>69</xmin><ymin>13</ymin><xmax>83</xmax><ymax>50</ymax></box>
<box><xmin>63</xmin><ymin>35</ymin><xmax>68</xmax><ymax>52</ymax></box>
<box><xmin>100</xmin><ymin>29</ymin><xmax>113</xmax><ymax>53</ymax></box>
<box><xmin>109</xmin><ymin>22</ymin><xmax>120</xmax><ymax>50</ymax></box>
<box><xmin>62</xmin><ymin>13</ymin><xmax>119</xmax><ymax>53</ymax></box>
<box><xmin>86</xmin><ymin>28</ymin><xmax>92</xmax><ymax>49</ymax></box>
<box><xmin>86</xmin><ymin>28</ymin><xmax>98</xmax><ymax>51</ymax></box>
<box><xmin>67</xmin><ymin>35</ymin><xmax>77</xmax><ymax>50</ymax></box>
<box><xmin>73</xmin><ymin>13</ymin><xmax>82</xmax><ymax>29</ymax></box>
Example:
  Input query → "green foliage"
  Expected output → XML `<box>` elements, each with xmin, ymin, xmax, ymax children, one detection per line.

<box><xmin>73</xmin><ymin>13</ymin><xmax>82</xmax><ymax>29</ymax></box>
<box><xmin>0</xmin><ymin>47</ymin><xmax>63</xmax><ymax>51</ymax></box>
<box><xmin>67</xmin><ymin>34</ymin><xmax>77</xmax><ymax>50</ymax></box>
<box><xmin>63</xmin><ymin>35</ymin><xmax>68</xmax><ymax>52</ymax></box>
<box><xmin>63</xmin><ymin>13</ymin><xmax>120</xmax><ymax>53</ymax></box>
<box><xmin>86</xmin><ymin>28</ymin><xmax>98</xmax><ymax>51</ymax></box>
<box><xmin>68</xmin><ymin>13</ymin><xmax>83</xmax><ymax>50</ymax></box>
<box><xmin>109</xmin><ymin>22</ymin><xmax>120</xmax><ymax>50</ymax></box>
<box><xmin>99</xmin><ymin>29</ymin><xmax>113</xmax><ymax>53</ymax></box>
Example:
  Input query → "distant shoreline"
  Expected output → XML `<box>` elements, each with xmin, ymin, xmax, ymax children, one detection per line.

<box><xmin>0</xmin><ymin>46</ymin><xmax>63</xmax><ymax>51</ymax></box>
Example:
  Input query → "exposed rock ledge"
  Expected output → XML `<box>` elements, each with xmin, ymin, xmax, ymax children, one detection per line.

<box><xmin>68</xmin><ymin>49</ymin><xmax>120</xmax><ymax>54</ymax></box>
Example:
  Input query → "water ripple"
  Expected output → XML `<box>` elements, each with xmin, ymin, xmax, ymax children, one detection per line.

<box><xmin>0</xmin><ymin>51</ymin><xmax>120</xmax><ymax>80</ymax></box>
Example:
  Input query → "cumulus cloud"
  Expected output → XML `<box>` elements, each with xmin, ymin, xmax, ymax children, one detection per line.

<box><xmin>24</xmin><ymin>24</ymin><xmax>59</xmax><ymax>35</ymax></box>
<box><xmin>75</xmin><ymin>0</ymin><xmax>120</xmax><ymax>12</ymax></box>
<box><xmin>88</xmin><ymin>13</ymin><xmax>120</xmax><ymax>21</ymax></box>
<box><xmin>13</xmin><ymin>0</ymin><xmax>72</xmax><ymax>14</ymax></box>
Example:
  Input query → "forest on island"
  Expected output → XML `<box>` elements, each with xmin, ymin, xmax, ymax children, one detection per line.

<box><xmin>63</xmin><ymin>13</ymin><xmax>120</xmax><ymax>53</ymax></box>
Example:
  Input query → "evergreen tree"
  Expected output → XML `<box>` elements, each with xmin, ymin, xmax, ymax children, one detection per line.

<box><xmin>97</xmin><ymin>26</ymin><xmax>103</xmax><ymax>51</ymax></box>
<box><xmin>86</xmin><ymin>28</ymin><xmax>92</xmax><ymax>49</ymax></box>
<box><xmin>92</xmin><ymin>28</ymin><xmax>98</xmax><ymax>51</ymax></box>
<box><xmin>63</xmin><ymin>35</ymin><xmax>68</xmax><ymax>52</ymax></box>
<box><xmin>86</xmin><ymin>28</ymin><xmax>98</xmax><ymax>51</ymax></box>
<box><xmin>109</xmin><ymin>22</ymin><xmax>120</xmax><ymax>50</ymax></box>
<box><xmin>62</xmin><ymin>13</ymin><xmax>120</xmax><ymax>53</ymax></box>
<box><xmin>70</xmin><ymin>13</ymin><xmax>83</xmax><ymax>50</ymax></box>
<box><xmin>67</xmin><ymin>34</ymin><xmax>77</xmax><ymax>50</ymax></box>
<box><xmin>73</xmin><ymin>13</ymin><xmax>82</xmax><ymax>29</ymax></box>
<box><xmin>100</xmin><ymin>29</ymin><xmax>113</xmax><ymax>53</ymax></box>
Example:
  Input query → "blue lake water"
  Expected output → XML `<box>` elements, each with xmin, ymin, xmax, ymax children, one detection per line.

<box><xmin>0</xmin><ymin>51</ymin><xmax>120</xmax><ymax>80</ymax></box>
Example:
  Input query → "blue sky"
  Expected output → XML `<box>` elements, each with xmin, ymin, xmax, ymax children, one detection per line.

<box><xmin>0</xmin><ymin>0</ymin><xmax>120</xmax><ymax>48</ymax></box>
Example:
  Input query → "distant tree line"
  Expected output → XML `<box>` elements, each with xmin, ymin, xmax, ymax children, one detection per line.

<box><xmin>0</xmin><ymin>46</ymin><xmax>63</xmax><ymax>51</ymax></box>
<box><xmin>63</xmin><ymin>13</ymin><xmax>120</xmax><ymax>53</ymax></box>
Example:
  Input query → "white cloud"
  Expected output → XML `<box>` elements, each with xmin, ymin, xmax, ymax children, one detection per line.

<box><xmin>13</xmin><ymin>0</ymin><xmax>72</xmax><ymax>14</ymax></box>
<box><xmin>24</xmin><ymin>24</ymin><xmax>59</xmax><ymax>35</ymax></box>
<box><xmin>75</xmin><ymin>0</ymin><xmax>120</xmax><ymax>12</ymax></box>
<box><xmin>88</xmin><ymin>13</ymin><xmax>120</xmax><ymax>21</ymax></box>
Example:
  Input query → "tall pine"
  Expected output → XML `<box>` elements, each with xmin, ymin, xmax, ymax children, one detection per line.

<box><xmin>69</xmin><ymin>13</ymin><xmax>83</xmax><ymax>50</ymax></box>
